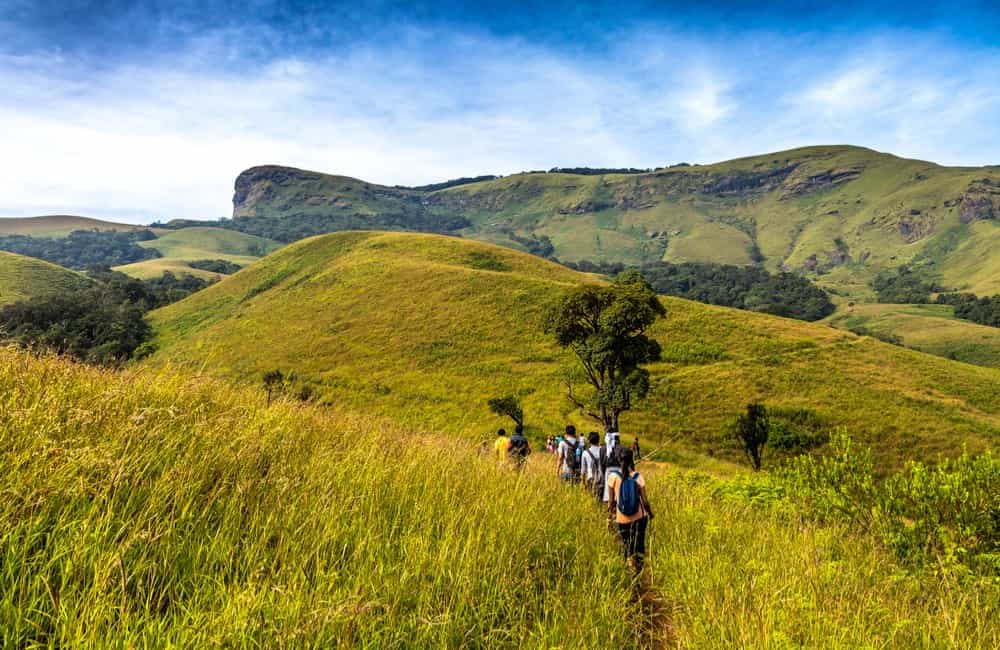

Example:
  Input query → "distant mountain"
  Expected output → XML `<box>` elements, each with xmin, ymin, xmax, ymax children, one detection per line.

<box><xmin>0</xmin><ymin>215</ymin><xmax>150</xmax><ymax>237</ymax></box>
<box><xmin>229</xmin><ymin>146</ymin><xmax>1000</xmax><ymax>300</ymax></box>
<box><xmin>147</xmin><ymin>231</ymin><xmax>1000</xmax><ymax>468</ymax></box>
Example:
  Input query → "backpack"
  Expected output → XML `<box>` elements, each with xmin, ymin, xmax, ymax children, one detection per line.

<box><xmin>563</xmin><ymin>439</ymin><xmax>581</xmax><ymax>474</ymax></box>
<box><xmin>509</xmin><ymin>435</ymin><xmax>530</xmax><ymax>458</ymax></box>
<box><xmin>617</xmin><ymin>472</ymin><xmax>642</xmax><ymax>516</ymax></box>
<box><xmin>584</xmin><ymin>448</ymin><xmax>603</xmax><ymax>483</ymax></box>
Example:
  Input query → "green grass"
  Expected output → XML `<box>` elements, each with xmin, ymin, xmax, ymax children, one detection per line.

<box><xmin>825</xmin><ymin>302</ymin><xmax>1000</xmax><ymax>368</ymax></box>
<box><xmin>3</xmin><ymin>347</ymin><xmax>996</xmax><ymax>646</ymax></box>
<box><xmin>642</xmin><ymin>466</ymin><xmax>999</xmax><ymax>647</ymax></box>
<box><xmin>233</xmin><ymin>145</ymin><xmax>1000</xmax><ymax>303</ymax></box>
<box><xmin>0</xmin><ymin>251</ymin><xmax>92</xmax><ymax>305</ymax></box>
<box><xmin>0</xmin><ymin>347</ymin><xmax>638</xmax><ymax>647</ymax></box>
<box><xmin>148</xmin><ymin>231</ymin><xmax>1000</xmax><ymax>469</ymax></box>
<box><xmin>0</xmin><ymin>215</ymin><xmax>152</xmax><ymax>237</ymax></box>
<box><xmin>114</xmin><ymin>227</ymin><xmax>282</xmax><ymax>279</ymax></box>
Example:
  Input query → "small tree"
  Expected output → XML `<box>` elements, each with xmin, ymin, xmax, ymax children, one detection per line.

<box><xmin>733</xmin><ymin>403</ymin><xmax>770</xmax><ymax>471</ymax></box>
<box><xmin>487</xmin><ymin>395</ymin><xmax>524</xmax><ymax>427</ymax></box>
<box><xmin>543</xmin><ymin>270</ymin><xmax>666</xmax><ymax>431</ymax></box>
<box><xmin>262</xmin><ymin>369</ymin><xmax>285</xmax><ymax>407</ymax></box>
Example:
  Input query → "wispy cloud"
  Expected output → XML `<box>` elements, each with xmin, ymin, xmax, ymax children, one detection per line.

<box><xmin>0</xmin><ymin>21</ymin><xmax>998</xmax><ymax>221</ymax></box>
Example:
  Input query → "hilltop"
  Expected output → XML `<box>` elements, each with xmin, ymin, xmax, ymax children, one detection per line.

<box><xmin>229</xmin><ymin>146</ymin><xmax>1000</xmax><ymax>300</ymax></box>
<box><xmin>0</xmin><ymin>215</ymin><xmax>152</xmax><ymax>237</ymax></box>
<box><xmin>114</xmin><ymin>227</ymin><xmax>282</xmax><ymax>279</ymax></box>
<box><xmin>0</xmin><ymin>251</ymin><xmax>91</xmax><ymax>305</ymax></box>
<box><xmin>148</xmin><ymin>231</ymin><xmax>1000</xmax><ymax>468</ymax></box>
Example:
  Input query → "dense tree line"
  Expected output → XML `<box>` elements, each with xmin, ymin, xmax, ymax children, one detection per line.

<box><xmin>158</xmin><ymin>211</ymin><xmax>471</xmax><ymax>244</ymax></box>
<box><xmin>871</xmin><ymin>265</ymin><xmax>940</xmax><ymax>303</ymax></box>
<box><xmin>936</xmin><ymin>292</ymin><xmax>1000</xmax><ymax>328</ymax></box>
<box><xmin>0</xmin><ymin>229</ymin><xmax>160</xmax><ymax>269</ymax></box>
<box><xmin>0</xmin><ymin>269</ymin><xmax>212</xmax><ymax>365</ymax></box>
<box><xmin>188</xmin><ymin>259</ymin><xmax>243</xmax><ymax>274</ymax></box>
<box><xmin>562</xmin><ymin>259</ymin><xmax>834</xmax><ymax>321</ymax></box>
<box><xmin>401</xmin><ymin>175</ymin><xmax>500</xmax><ymax>191</ymax></box>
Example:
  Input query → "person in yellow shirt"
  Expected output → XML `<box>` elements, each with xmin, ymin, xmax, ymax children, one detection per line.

<box><xmin>493</xmin><ymin>428</ymin><xmax>510</xmax><ymax>463</ymax></box>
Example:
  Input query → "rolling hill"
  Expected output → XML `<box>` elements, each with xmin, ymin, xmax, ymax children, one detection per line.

<box><xmin>228</xmin><ymin>146</ymin><xmax>1000</xmax><ymax>301</ymax></box>
<box><xmin>113</xmin><ymin>227</ymin><xmax>282</xmax><ymax>279</ymax></box>
<box><xmin>0</xmin><ymin>251</ymin><xmax>91</xmax><ymax>305</ymax></box>
<box><xmin>148</xmin><ymin>231</ymin><xmax>1000</xmax><ymax>468</ymax></box>
<box><xmin>0</xmin><ymin>215</ymin><xmax>152</xmax><ymax>237</ymax></box>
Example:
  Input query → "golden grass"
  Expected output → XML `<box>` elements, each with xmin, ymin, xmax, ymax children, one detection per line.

<box><xmin>148</xmin><ymin>232</ymin><xmax>1000</xmax><ymax>470</ymax></box>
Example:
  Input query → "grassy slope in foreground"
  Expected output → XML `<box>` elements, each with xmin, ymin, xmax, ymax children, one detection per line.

<box><xmin>826</xmin><ymin>302</ymin><xmax>1000</xmax><ymax>368</ymax></box>
<box><xmin>0</xmin><ymin>215</ymin><xmax>150</xmax><ymax>237</ymax></box>
<box><xmin>0</xmin><ymin>348</ymin><xmax>635</xmax><ymax>647</ymax></box>
<box><xmin>0</xmin><ymin>250</ymin><xmax>91</xmax><ymax>306</ymax></box>
<box><xmin>149</xmin><ymin>232</ymin><xmax>1000</xmax><ymax>467</ymax></box>
<box><xmin>3</xmin><ymin>349</ymin><xmax>997</xmax><ymax>647</ymax></box>
<box><xmin>114</xmin><ymin>227</ymin><xmax>282</xmax><ymax>280</ymax></box>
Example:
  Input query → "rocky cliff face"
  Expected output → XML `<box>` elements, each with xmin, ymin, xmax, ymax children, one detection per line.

<box><xmin>959</xmin><ymin>179</ymin><xmax>999</xmax><ymax>224</ymax></box>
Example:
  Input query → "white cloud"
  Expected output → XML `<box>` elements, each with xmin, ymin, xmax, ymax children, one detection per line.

<box><xmin>0</xmin><ymin>28</ymin><xmax>998</xmax><ymax>222</ymax></box>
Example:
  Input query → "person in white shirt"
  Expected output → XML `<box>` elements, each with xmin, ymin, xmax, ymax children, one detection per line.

<box><xmin>580</xmin><ymin>431</ymin><xmax>605</xmax><ymax>501</ymax></box>
<box><xmin>556</xmin><ymin>425</ymin><xmax>579</xmax><ymax>481</ymax></box>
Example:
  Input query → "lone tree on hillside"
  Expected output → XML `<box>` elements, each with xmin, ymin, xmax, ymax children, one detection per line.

<box><xmin>732</xmin><ymin>403</ymin><xmax>770</xmax><ymax>471</ymax></box>
<box><xmin>488</xmin><ymin>395</ymin><xmax>524</xmax><ymax>427</ymax></box>
<box><xmin>543</xmin><ymin>270</ymin><xmax>666</xmax><ymax>431</ymax></box>
<box><xmin>262</xmin><ymin>369</ymin><xmax>285</xmax><ymax>407</ymax></box>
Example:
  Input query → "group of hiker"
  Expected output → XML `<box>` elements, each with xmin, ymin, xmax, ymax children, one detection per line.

<box><xmin>493</xmin><ymin>425</ymin><xmax>652</xmax><ymax>573</ymax></box>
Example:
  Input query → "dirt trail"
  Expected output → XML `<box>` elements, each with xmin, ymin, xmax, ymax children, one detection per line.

<box><xmin>636</xmin><ymin>567</ymin><xmax>679</xmax><ymax>649</ymax></box>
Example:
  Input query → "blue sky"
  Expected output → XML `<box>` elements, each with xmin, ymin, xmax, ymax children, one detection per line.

<box><xmin>1</xmin><ymin>1</ymin><xmax>999</xmax><ymax>222</ymax></box>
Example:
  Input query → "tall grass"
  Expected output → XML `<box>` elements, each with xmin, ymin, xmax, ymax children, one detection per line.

<box><xmin>641</xmin><ymin>468</ymin><xmax>1000</xmax><ymax>648</ymax></box>
<box><xmin>0</xmin><ymin>348</ymin><xmax>637</xmax><ymax>647</ymax></box>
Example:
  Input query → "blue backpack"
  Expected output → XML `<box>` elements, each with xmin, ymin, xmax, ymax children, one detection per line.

<box><xmin>617</xmin><ymin>472</ymin><xmax>642</xmax><ymax>516</ymax></box>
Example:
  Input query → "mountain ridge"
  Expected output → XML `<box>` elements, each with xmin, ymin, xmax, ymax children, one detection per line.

<box><xmin>227</xmin><ymin>145</ymin><xmax>1000</xmax><ymax>301</ymax></box>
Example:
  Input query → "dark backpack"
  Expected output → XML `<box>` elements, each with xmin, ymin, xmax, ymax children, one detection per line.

<box><xmin>584</xmin><ymin>448</ymin><xmax>603</xmax><ymax>483</ymax></box>
<box><xmin>563</xmin><ymin>439</ymin><xmax>581</xmax><ymax>474</ymax></box>
<box><xmin>618</xmin><ymin>472</ymin><xmax>642</xmax><ymax>516</ymax></box>
<box><xmin>509</xmin><ymin>435</ymin><xmax>530</xmax><ymax>458</ymax></box>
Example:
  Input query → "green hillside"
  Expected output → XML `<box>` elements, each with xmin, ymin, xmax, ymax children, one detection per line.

<box><xmin>826</xmin><ymin>303</ymin><xmax>1000</xmax><ymax>368</ymax></box>
<box><xmin>230</xmin><ymin>146</ymin><xmax>1000</xmax><ymax>301</ymax></box>
<box><xmin>5</xmin><ymin>347</ymin><xmax>996</xmax><ymax>646</ymax></box>
<box><xmin>0</xmin><ymin>251</ymin><xmax>91</xmax><ymax>305</ymax></box>
<box><xmin>114</xmin><ymin>227</ymin><xmax>281</xmax><ymax>279</ymax></box>
<box><xmin>148</xmin><ymin>231</ymin><xmax>1000</xmax><ymax>468</ymax></box>
<box><xmin>0</xmin><ymin>215</ymin><xmax>151</xmax><ymax>237</ymax></box>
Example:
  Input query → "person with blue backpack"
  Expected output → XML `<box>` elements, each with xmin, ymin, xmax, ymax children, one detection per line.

<box><xmin>606</xmin><ymin>447</ymin><xmax>653</xmax><ymax>573</ymax></box>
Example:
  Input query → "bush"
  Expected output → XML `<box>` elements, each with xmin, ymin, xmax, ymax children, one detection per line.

<box><xmin>778</xmin><ymin>432</ymin><xmax>1000</xmax><ymax>574</ymax></box>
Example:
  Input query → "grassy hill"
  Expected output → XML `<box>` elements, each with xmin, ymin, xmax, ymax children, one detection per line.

<box><xmin>114</xmin><ymin>227</ymin><xmax>282</xmax><ymax>279</ymax></box>
<box><xmin>0</xmin><ymin>251</ymin><xmax>91</xmax><ymax>305</ymax></box>
<box><xmin>148</xmin><ymin>231</ymin><xmax>1000</xmax><ymax>468</ymax></box>
<box><xmin>826</xmin><ymin>303</ymin><xmax>1000</xmax><ymax>368</ymax></box>
<box><xmin>0</xmin><ymin>215</ymin><xmax>151</xmax><ymax>237</ymax></box>
<box><xmin>231</xmin><ymin>146</ymin><xmax>1000</xmax><ymax>301</ymax></box>
<box><xmin>6</xmin><ymin>348</ymin><xmax>997</xmax><ymax>646</ymax></box>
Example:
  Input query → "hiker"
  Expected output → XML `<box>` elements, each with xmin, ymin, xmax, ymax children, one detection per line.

<box><xmin>557</xmin><ymin>425</ymin><xmax>580</xmax><ymax>482</ymax></box>
<box><xmin>546</xmin><ymin>436</ymin><xmax>555</xmax><ymax>454</ymax></box>
<box><xmin>581</xmin><ymin>431</ymin><xmax>605</xmax><ymax>501</ymax></box>
<box><xmin>603</xmin><ymin>430</ymin><xmax>622</xmax><ymax>503</ymax></box>
<box><xmin>494</xmin><ymin>428</ymin><xmax>509</xmax><ymax>463</ymax></box>
<box><xmin>508</xmin><ymin>424</ymin><xmax>531</xmax><ymax>468</ymax></box>
<box><xmin>606</xmin><ymin>447</ymin><xmax>653</xmax><ymax>573</ymax></box>
<box><xmin>632</xmin><ymin>437</ymin><xmax>641</xmax><ymax>460</ymax></box>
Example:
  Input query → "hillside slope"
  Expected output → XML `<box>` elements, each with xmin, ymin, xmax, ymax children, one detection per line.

<box><xmin>0</xmin><ymin>251</ymin><xmax>91</xmax><ymax>305</ymax></box>
<box><xmin>148</xmin><ymin>232</ymin><xmax>1000</xmax><ymax>467</ymax></box>
<box><xmin>230</xmin><ymin>146</ymin><xmax>1000</xmax><ymax>299</ymax></box>
<box><xmin>114</xmin><ymin>227</ymin><xmax>282</xmax><ymax>279</ymax></box>
<box><xmin>0</xmin><ymin>215</ymin><xmax>151</xmax><ymax>236</ymax></box>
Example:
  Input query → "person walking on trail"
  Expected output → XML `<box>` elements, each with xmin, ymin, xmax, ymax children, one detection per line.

<box><xmin>493</xmin><ymin>429</ymin><xmax>509</xmax><ymax>463</ymax></box>
<box><xmin>632</xmin><ymin>437</ymin><xmax>641</xmax><ymax>461</ymax></box>
<box><xmin>581</xmin><ymin>431</ymin><xmax>605</xmax><ymax>501</ymax></box>
<box><xmin>606</xmin><ymin>447</ymin><xmax>653</xmax><ymax>573</ymax></box>
<box><xmin>602</xmin><ymin>430</ymin><xmax>622</xmax><ymax>503</ymax></box>
<box><xmin>508</xmin><ymin>424</ymin><xmax>531</xmax><ymax>468</ymax></box>
<box><xmin>557</xmin><ymin>426</ymin><xmax>580</xmax><ymax>482</ymax></box>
